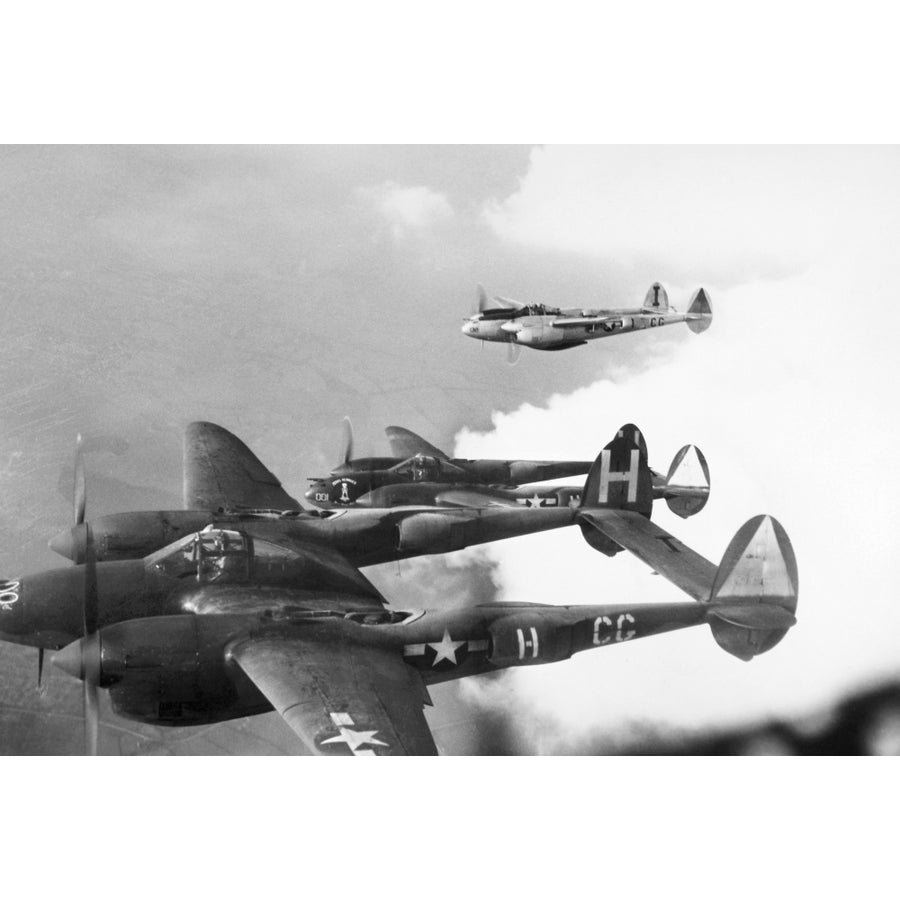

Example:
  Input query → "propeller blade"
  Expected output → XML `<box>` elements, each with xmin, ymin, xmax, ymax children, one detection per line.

<box><xmin>83</xmin><ymin>522</ymin><xmax>99</xmax><ymax>635</ymax></box>
<box><xmin>74</xmin><ymin>433</ymin><xmax>86</xmax><ymax>526</ymax></box>
<box><xmin>507</xmin><ymin>341</ymin><xmax>522</xmax><ymax>366</ymax></box>
<box><xmin>339</xmin><ymin>417</ymin><xmax>354</xmax><ymax>467</ymax></box>
<box><xmin>84</xmin><ymin>671</ymin><xmax>99</xmax><ymax>756</ymax></box>
<box><xmin>37</xmin><ymin>648</ymin><xmax>46</xmax><ymax>693</ymax></box>
<box><xmin>52</xmin><ymin>634</ymin><xmax>101</xmax><ymax>755</ymax></box>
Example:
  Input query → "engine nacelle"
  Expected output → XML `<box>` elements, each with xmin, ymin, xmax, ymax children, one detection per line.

<box><xmin>488</xmin><ymin>613</ymin><xmax>573</xmax><ymax>667</ymax></box>
<box><xmin>579</xmin><ymin>522</ymin><xmax>623</xmax><ymax>557</ymax></box>
<box><xmin>395</xmin><ymin>513</ymin><xmax>474</xmax><ymax>554</ymax></box>
<box><xmin>94</xmin><ymin>615</ymin><xmax>246</xmax><ymax>724</ymax></box>
<box><xmin>514</xmin><ymin>323</ymin><xmax>554</xmax><ymax>346</ymax></box>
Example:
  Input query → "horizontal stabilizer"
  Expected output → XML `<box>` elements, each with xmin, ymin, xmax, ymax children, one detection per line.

<box><xmin>708</xmin><ymin>603</ymin><xmax>797</xmax><ymax>630</ymax></box>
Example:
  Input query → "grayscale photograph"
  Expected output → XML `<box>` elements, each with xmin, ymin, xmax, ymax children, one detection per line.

<box><xmin>1</xmin><ymin>144</ymin><xmax>897</xmax><ymax>755</ymax></box>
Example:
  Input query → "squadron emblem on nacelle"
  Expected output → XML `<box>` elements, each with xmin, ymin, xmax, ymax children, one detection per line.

<box><xmin>0</xmin><ymin>580</ymin><xmax>20</xmax><ymax>611</ymax></box>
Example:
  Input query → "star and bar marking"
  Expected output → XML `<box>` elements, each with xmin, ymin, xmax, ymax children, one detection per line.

<box><xmin>320</xmin><ymin>712</ymin><xmax>388</xmax><ymax>756</ymax></box>
<box><xmin>403</xmin><ymin>631</ymin><xmax>489</xmax><ymax>668</ymax></box>
<box><xmin>517</xmin><ymin>493</ymin><xmax>556</xmax><ymax>508</ymax></box>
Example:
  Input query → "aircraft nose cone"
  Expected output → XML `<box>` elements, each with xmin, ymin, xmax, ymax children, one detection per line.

<box><xmin>461</xmin><ymin>322</ymin><xmax>472</xmax><ymax>335</ymax></box>
<box><xmin>48</xmin><ymin>528</ymin><xmax>75</xmax><ymax>560</ymax></box>
<box><xmin>305</xmin><ymin>482</ymin><xmax>330</xmax><ymax>506</ymax></box>
<box><xmin>53</xmin><ymin>639</ymin><xmax>85</xmax><ymax>681</ymax></box>
<box><xmin>49</xmin><ymin>523</ymin><xmax>87</xmax><ymax>562</ymax></box>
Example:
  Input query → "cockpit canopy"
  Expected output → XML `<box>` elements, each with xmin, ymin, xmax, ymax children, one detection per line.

<box><xmin>146</xmin><ymin>527</ymin><xmax>297</xmax><ymax>583</ymax></box>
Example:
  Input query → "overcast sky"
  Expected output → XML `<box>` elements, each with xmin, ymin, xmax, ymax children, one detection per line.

<box><xmin>1</xmin><ymin>145</ymin><xmax>898</xmax><ymax>753</ymax></box>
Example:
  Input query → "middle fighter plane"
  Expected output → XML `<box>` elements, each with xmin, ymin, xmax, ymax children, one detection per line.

<box><xmin>305</xmin><ymin>421</ymin><xmax>710</xmax><ymax>520</ymax></box>
<box><xmin>462</xmin><ymin>282</ymin><xmax>712</xmax><ymax>363</ymax></box>
<box><xmin>306</xmin><ymin>420</ymin><xmax>592</xmax><ymax>508</ymax></box>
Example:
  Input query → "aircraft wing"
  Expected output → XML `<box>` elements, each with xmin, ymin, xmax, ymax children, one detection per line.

<box><xmin>230</xmin><ymin>631</ymin><xmax>437</xmax><ymax>755</ymax></box>
<box><xmin>433</xmin><ymin>489</ymin><xmax>518</xmax><ymax>508</ymax></box>
<box><xmin>236</xmin><ymin>526</ymin><xmax>389</xmax><ymax>607</ymax></box>
<box><xmin>183</xmin><ymin>421</ymin><xmax>301</xmax><ymax>511</ymax></box>
<box><xmin>385</xmin><ymin>426</ymin><xmax>449</xmax><ymax>460</ymax></box>
<box><xmin>578</xmin><ymin>508</ymin><xmax>717</xmax><ymax>601</ymax></box>
<box><xmin>550</xmin><ymin>315</ymin><xmax>627</xmax><ymax>329</ymax></box>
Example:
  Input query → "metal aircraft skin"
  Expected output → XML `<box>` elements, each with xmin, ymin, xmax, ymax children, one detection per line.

<box><xmin>0</xmin><ymin>425</ymin><xmax>797</xmax><ymax>755</ymax></box>
<box><xmin>47</xmin><ymin>422</ymin><xmax>587</xmax><ymax>569</ymax></box>
<box><xmin>305</xmin><ymin>422</ymin><xmax>594</xmax><ymax>509</ymax></box>
<box><xmin>307</xmin><ymin>423</ymin><xmax>711</xmax><ymax>520</ymax></box>
<box><xmin>461</xmin><ymin>282</ymin><xmax>712</xmax><ymax>359</ymax></box>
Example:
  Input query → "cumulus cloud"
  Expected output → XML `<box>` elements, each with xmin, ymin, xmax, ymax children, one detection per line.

<box><xmin>457</xmin><ymin>146</ymin><xmax>900</xmax><ymax>751</ymax></box>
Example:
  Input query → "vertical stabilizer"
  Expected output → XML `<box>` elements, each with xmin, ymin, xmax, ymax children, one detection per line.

<box><xmin>706</xmin><ymin>515</ymin><xmax>798</xmax><ymax>660</ymax></box>
<box><xmin>643</xmin><ymin>283</ymin><xmax>670</xmax><ymax>313</ymax></box>
<box><xmin>686</xmin><ymin>287</ymin><xmax>712</xmax><ymax>333</ymax></box>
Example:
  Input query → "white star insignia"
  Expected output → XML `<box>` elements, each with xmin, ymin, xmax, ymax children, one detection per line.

<box><xmin>322</xmin><ymin>726</ymin><xmax>388</xmax><ymax>753</ymax></box>
<box><xmin>524</xmin><ymin>493</ymin><xmax>546</xmax><ymax>508</ymax></box>
<box><xmin>428</xmin><ymin>629</ymin><xmax>466</xmax><ymax>666</ymax></box>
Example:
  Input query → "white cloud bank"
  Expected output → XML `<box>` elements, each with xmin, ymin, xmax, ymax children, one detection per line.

<box><xmin>457</xmin><ymin>145</ymin><xmax>900</xmax><ymax>750</ymax></box>
<box><xmin>485</xmin><ymin>145</ymin><xmax>900</xmax><ymax>285</ymax></box>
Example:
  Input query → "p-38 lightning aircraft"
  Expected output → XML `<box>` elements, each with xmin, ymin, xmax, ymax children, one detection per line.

<box><xmin>306</xmin><ymin>420</ymin><xmax>593</xmax><ymax>509</ymax></box>
<box><xmin>462</xmin><ymin>282</ymin><xmax>712</xmax><ymax>362</ymax></box>
<box><xmin>0</xmin><ymin>423</ymin><xmax>796</xmax><ymax>754</ymax></box>
<box><xmin>306</xmin><ymin>421</ymin><xmax>710</xmax><ymax>520</ymax></box>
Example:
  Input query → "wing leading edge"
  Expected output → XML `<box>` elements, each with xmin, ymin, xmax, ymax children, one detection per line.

<box><xmin>230</xmin><ymin>631</ymin><xmax>437</xmax><ymax>755</ymax></box>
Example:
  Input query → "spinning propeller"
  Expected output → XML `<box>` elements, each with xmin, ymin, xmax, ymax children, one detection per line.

<box><xmin>339</xmin><ymin>416</ymin><xmax>354</xmax><ymax>467</ymax></box>
<box><xmin>52</xmin><ymin>433</ymin><xmax>102</xmax><ymax>755</ymax></box>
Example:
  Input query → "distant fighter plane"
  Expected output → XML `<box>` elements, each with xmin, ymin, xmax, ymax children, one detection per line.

<box><xmin>307</xmin><ymin>421</ymin><xmax>710</xmax><ymax>520</ymax></box>
<box><xmin>0</xmin><ymin>423</ymin><xmax>796</xmax><ymax>754</ymax></box>
<box><xmin>462</xmin><ymin>282</ymin><xmax>712</xmax><ymax>362</ymax></box>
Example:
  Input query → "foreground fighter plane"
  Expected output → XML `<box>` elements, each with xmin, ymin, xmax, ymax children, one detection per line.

<box><xmin>0</xmin><ymin>425</ymin><xmax>796</xmax><ymax>754</ymax></box>
<box><xmin>462</xmin><ymin>282</ymin><xmax>712</xmax><ymax>362</ymax></box>
<box><xmin>305</xmin><ymin>421</ymin><xmax>594</xmax><ymax>508</ymax></box>
<box><xmin>307</xmin><ymin>422</ymin><xmax>710</xmax><ymax>520</ymax></box>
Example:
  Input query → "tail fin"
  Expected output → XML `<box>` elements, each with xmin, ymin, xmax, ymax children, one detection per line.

<box><xmin>706</xmin><ymin>515</ymin><xmax>798</xmax><ymax>660</ymax></box>
<box><xmin>183</xmin><ymin>422</ymin><xmax>301</xmax><ymax>511</ymax></box>
<box><xmin>579</xmin><ymin>425</ymin><xmax>653</xmax><ymax>559</ymax></box>
<box><xmin>686</xmin><ymin>287</ymin><xmax>712</xmax><ymax>333</ymax></box>
<box><xmin>643</xmin><ymin>282</ymin><xmax>669</xmax><ymax>313</ymax></box>
<box><xmin>385</xmin><ymin>426</ymin><xmax>449</xmax><ymax>461</ymax></box>
<box><xmin>579</xmin><ymin>424</ymin><xmax>653</xmax><ymax>516</ymax></box>
<box><xmin>663</xmin><ymin>444</ymin><xmax>710</xmax><ymax>518</ymax></box>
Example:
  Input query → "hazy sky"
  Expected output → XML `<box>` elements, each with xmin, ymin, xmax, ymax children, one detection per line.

<box><xmin>1</xmin><ymin>145</ymin><xmax>897</xmax><ymax>753</ymax></box>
